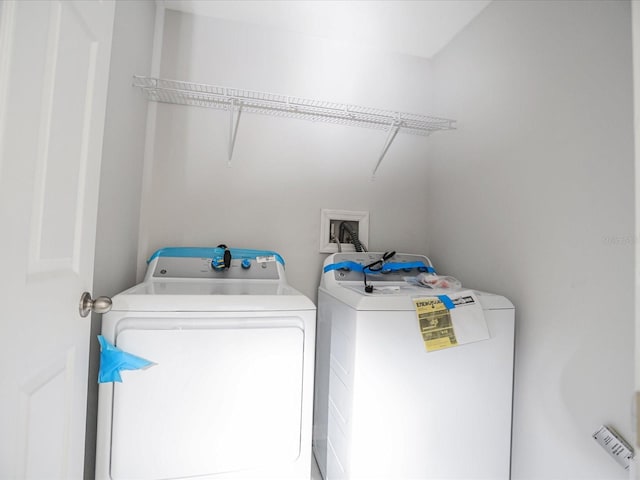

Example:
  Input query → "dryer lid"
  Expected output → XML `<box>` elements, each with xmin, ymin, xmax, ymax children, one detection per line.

<box><xmin>109</xmin><ymin>281</ymin><xmax>316</xmax><ymax>312</ymax></box>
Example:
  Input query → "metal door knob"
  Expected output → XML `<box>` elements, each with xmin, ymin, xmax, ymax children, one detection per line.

<box><xmin>79</xmin><ymin>292</ymin><xmax>112</xmax><ymax>317</ymax></box>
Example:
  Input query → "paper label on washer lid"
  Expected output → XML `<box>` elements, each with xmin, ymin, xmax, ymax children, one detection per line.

<box><xmin>256</xmin><ymin>255</ymin><xmax>276</xmax><ymax>263</ymax></box>
<box><xmin>414</xmin><ymin>291</ymin><xmax>490</xmax><ymax>353</ymax></box>
<box><xmin>414</xmin><ymin>297</ymin><xmax>458</xmax><ymax>352</ymax></box>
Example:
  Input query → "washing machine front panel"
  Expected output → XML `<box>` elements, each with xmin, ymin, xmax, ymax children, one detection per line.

<box><xmin>347</xmin><ymin>307</ymin><xmax>515</xmax><ymax>479</ymax></box>
<box><xmin>109</xmin><ymin>315</ymin><xmax>306</xmax><ymax>480</ymax></box>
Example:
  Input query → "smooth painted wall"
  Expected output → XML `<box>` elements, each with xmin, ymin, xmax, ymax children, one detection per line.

<box><xmin>85</xmin><ymin>1</ymin><xmax>156</xmax><ymax>477</ymax></box>
<box><xmin>634</xmin><ymin>0</ymin><xmax>640</xmax><ymax>463</ymax></box>
<box><xmin>429</xmin><ymin>1</ymin><xmax>634</xmax><ymax>478</ymax></box>
<box><xmin>137</xmin><ymin>10</ymin><xmax>442</xmax><ymax>301</ymax></box>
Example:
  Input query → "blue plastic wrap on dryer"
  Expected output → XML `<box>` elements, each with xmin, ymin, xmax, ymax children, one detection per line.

<box><xmin>147</xmin><ymin>247</ymin><xmax>285</xmax><ymax>266</ymax></box>
<box><xmin>97</xmin><ymin>335</ymin><xmax>155</xmax><ymax>383</ymax></box>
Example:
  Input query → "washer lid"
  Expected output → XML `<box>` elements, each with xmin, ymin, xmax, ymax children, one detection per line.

<box><xmin>110</xmin><ymin>281</ymin><xmax>316</xmax><ymax>312</ymax></box>
<box><xmin>319</xmin><ymin>284</ymin><xmax>513</xmax><ymax>311</ymax></box>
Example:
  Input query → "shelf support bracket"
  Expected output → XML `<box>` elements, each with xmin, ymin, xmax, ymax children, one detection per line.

<box><xmin>228</xmin><ymin>100</ymin><xmax>243</xmax><ymax>167</ymax></box>
<box><xmin>371</xmin><ymin>122</ymin><xmax>400</xmax><ymax>180</ymax></box>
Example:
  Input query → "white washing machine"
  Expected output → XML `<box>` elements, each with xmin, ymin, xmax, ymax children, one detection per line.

<box><xmin>313</xmin><ymin>252</ymin><xmax>515</xmax><ymax>480</ymax></box>
<box><xmin>95</xmin><ymin>247</ymin><xmax>316</xmax><ymax>480</ymax></box>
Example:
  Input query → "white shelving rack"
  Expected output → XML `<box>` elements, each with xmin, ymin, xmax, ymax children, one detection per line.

<box><xmin>133</xmin><ymin>75</ymin><xmax>456</xmax><ymax>177</ymax></box>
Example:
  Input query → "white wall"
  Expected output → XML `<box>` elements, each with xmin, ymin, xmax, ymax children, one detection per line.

<box><xmin>634</xmin><ymin>0</ymin><xmax>640</xmax><ymax>468</ymax></box>
<box><xmin>132</xmin><ymin>2</ymin><xmax>635</xmax><ymax>478</ymax></box>
<box><xmin>138</xmin><ymin>10</ymin><xmax>440</xmax><ymax>301</ymax></box>
<box><xmin>84</xmin><ymin>1</ymin><xmax>156</xmax><ymax>478</ymax></box>
<box><xmin>430</xmin><ymin>1</ymin><xmax>634</xmax><ymax>478</ymax></box>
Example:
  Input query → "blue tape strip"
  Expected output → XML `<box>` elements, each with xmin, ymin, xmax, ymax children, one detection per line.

<box><xmin>147</xmin><ymin>247</ymin><xmax>285</xmax><ymax>266</ymax></box>
<box><xmin>437</xmin><ymin>295</ymin><xmax>455</xmax><ymax>309</ymax></box>
<box><xmin>323</xmin><ymin>260</ymin><xmax>434</xmax><ymax>274</ymax></box>
<box><xmin>97</xmin><ymin>335</ymin><xmax>154</xmax><ymax>383</ymax></box>
<box><xmin>383</xmin><ymin>262</ymin><xmax>435</xmax><ymax>273</ymax></box>
<box><xmin>323</xmin><ymin>261</ymin><xmax>365</xmax><ymax>273</ymax></box>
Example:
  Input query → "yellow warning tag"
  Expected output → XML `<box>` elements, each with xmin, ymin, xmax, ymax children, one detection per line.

<box><xmin>414</xmin><ymin>297</ymin><xmax>457</xmax><ymax>352</ymax></box>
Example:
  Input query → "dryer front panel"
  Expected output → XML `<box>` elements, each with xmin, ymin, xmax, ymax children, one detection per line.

<box><xmin>108</xmin><ymin>316</ymin><xmax>305</xmax><ymax>480</ymax></box>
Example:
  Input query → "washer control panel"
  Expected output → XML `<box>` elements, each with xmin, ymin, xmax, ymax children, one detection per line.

<box><xmin>329</xmin><ymin>252</ymin><xmax>431</xmax><ymax>282</ymax></box>
<box><xmin>152</xmin><ymin>257</ymin><xmax>280</xmax><ymax>280</ymax></box>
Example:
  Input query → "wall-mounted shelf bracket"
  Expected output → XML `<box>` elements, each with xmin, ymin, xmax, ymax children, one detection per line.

<box><xmin>371</xmin><ymin>122</ymin><xmax>401</xmax><ymax>180</ymax></box>
<box><xmin>228</xmin><ymin>99</ymin><xmax>243</xmax><ymax>167</ymax></box>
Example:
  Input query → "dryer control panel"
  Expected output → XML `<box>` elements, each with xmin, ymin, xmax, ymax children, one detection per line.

<box><xmin>144</xmin><ymin>247</ymin><xmax>286</xmax><ymax>281</ymax></box>
<box><xmin>150</xmin><ymin>257</ymin><xmax>280</xmax><ymax>280</ymax></box>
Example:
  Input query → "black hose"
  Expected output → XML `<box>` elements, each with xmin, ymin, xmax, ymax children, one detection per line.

<box><xmin>339</xmin><ymin>222</ymin><xmax>366</xmax><ymax>252</ymax></box>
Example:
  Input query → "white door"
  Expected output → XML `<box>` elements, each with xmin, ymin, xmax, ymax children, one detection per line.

<box><xmin>0</xmin><ymin>1</ymin><xmax>114</xmax><ymax>478</ymax></box>
<box><xmin>634</xmin><ymin>2</ymin><xmax>640</xmax><ymax>478</ymax></box>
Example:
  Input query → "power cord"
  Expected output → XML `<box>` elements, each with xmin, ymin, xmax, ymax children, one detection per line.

<box><xmin>363</xmin><ymin>251</ymin><xmax>396</xmax><ymax>293</ymax></box>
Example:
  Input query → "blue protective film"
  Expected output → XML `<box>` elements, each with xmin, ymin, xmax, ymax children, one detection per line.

<box><xmin>147</xmin><ymin>247</ymin><xmax>285</xmax><ymax>266</ymax></box>
<box><xmin>97</xmin><ymin>335</ymin><xmax>155</xmax><ymax>383</ymax></box>
<box><xmin>324</xmin><ymin>260</ymin><xmax>434</xmax><ymax>274</ymax></box>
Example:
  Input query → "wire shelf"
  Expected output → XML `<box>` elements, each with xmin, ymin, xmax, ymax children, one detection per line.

<box><xmin>133</xmin><ymin>76</ymin><xmax>456</xmax><ymax>136</ymax></box>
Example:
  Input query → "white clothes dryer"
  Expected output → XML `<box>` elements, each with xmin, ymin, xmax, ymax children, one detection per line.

<box><xmin>95</xmin><ymin>247</ymin><xmax>316</xmax><ymax>480</ymax></box>
<box><xmin>313</xmin><ymin>252</ymin><xmax>515</xmax><ymax>480</ymax></box>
